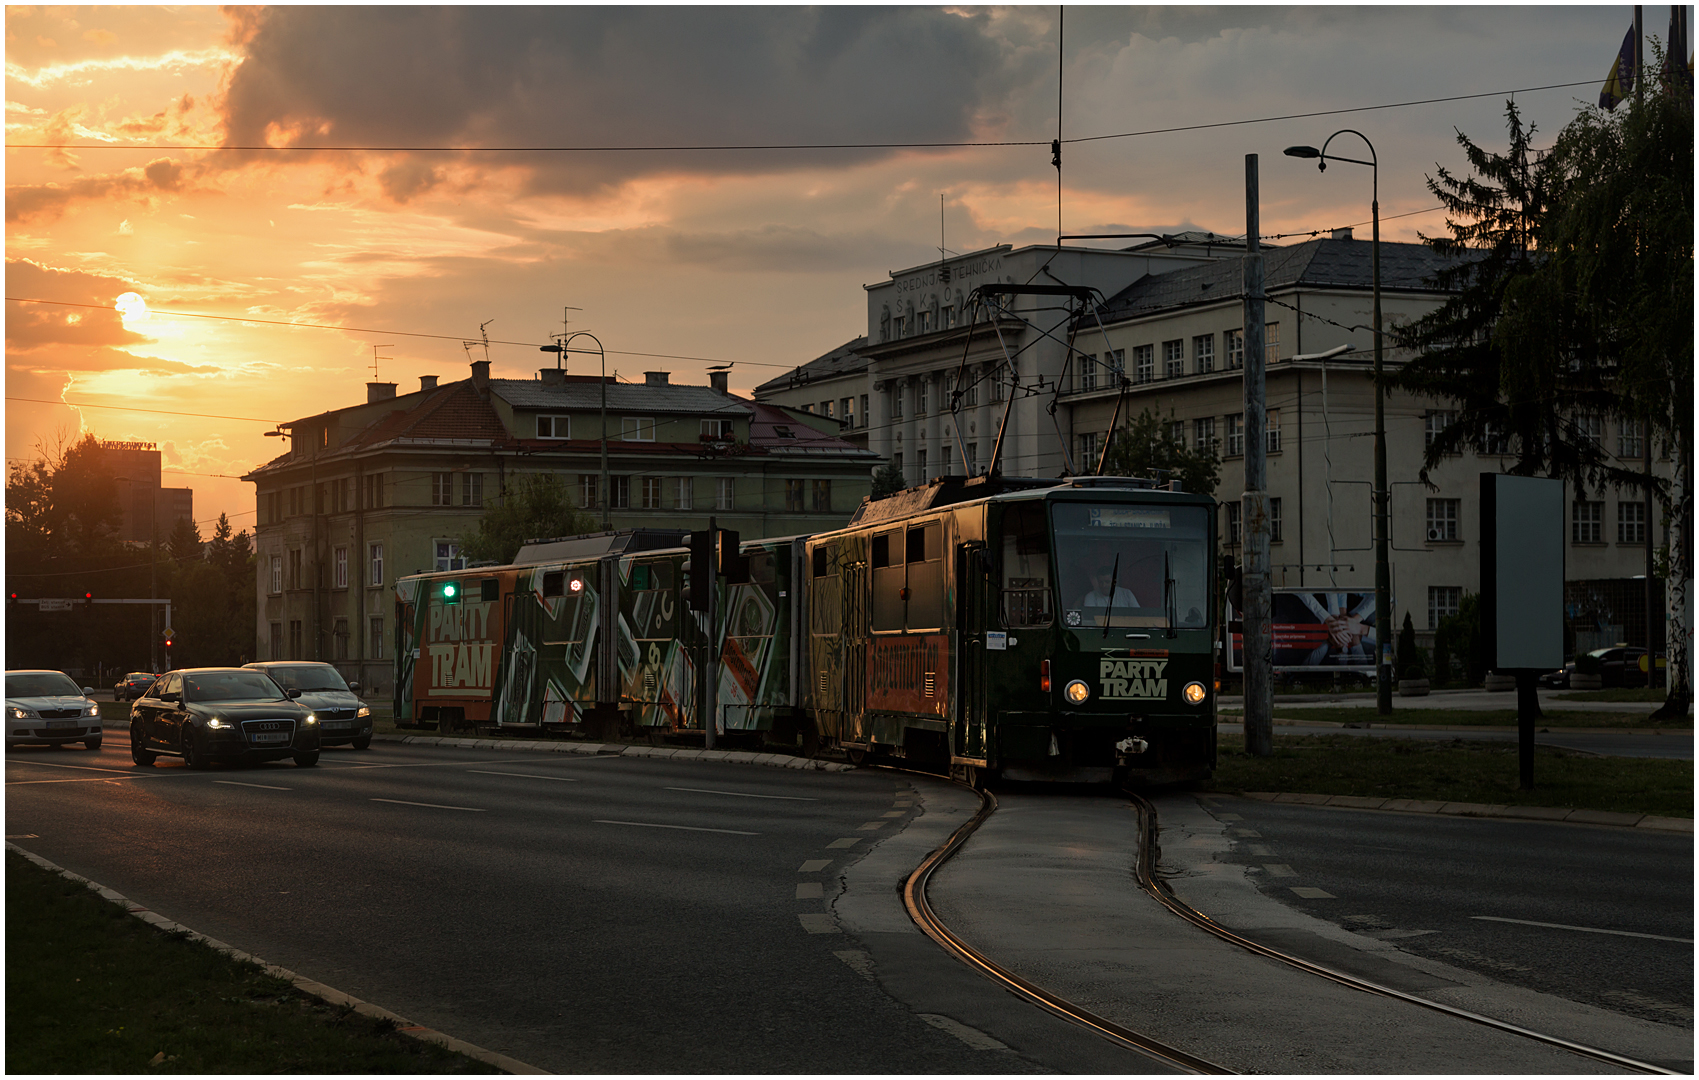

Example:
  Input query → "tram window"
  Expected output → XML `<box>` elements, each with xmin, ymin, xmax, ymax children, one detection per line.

<box><xmin>906</xmin><ymin>522</ymin><xmax>944</xmax><ymax>629</ymax></box>
<box><xmin>542</xmin><ymin>570</ymin><xmax>564</xmax><ymax>598</ymax></box>
<box><xmin>871</xmin><ymin>532</ymin><xmax>892</xmax><ymax>569</ymax></box>
<box><xmin>811</xmin><ymin>547</ymin><xmax>829</xmax><ymax>578</ymax></box>
<box><xmin>480</xmin><ymin>579</ymin><xmax>499</xmax><ymax>602</ymax></box>
<box><xmin>1053</xmin><ymin>503</ymin><xmax>1210</xmax><ymax>629</ymax></box>
<box><xmin>749</xmin><ymin>550</ymin><xmax>776</xmax><ymax>585</ymax></box>
<box><xmin>871</xmin><ymin>530</ymin><xmax>904</xmax><ymax>631</ymax></box>
<box><xmin>1001</xmin><ymin>501</ymin><xmax>1053</xmax><ymax>628</ymax></box>
<box><xmin>632</xmin><ymin>563</ymin><xmax>673</xmax><ymax>591</ymax></box>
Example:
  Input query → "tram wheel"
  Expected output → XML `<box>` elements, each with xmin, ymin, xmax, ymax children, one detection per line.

<box><xmin>844</xmin><ymin>747</ymin><xmax>867</xmax><ymax>766</ymax></box>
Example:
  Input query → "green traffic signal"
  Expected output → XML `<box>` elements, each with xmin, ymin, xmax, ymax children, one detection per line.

<box><xmin>441</xmin><ymin>580</ymin><xmax>460</xmax><ymax>605</ymax></box>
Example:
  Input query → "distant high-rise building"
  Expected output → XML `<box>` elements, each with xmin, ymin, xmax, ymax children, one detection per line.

<box><xmin>91</xmin><ymin>441</ymin><xmax>193</xmax><ymax>544</ymax></box>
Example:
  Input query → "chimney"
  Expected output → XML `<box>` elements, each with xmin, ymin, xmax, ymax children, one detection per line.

<box><xmin>644</xmin><ymin>371</ymin><xmax>670</xmax><ymax>387</ymax></box>
<box><xmin>420</xmin><ymin>375</ymin><xmax>439</xmax><ymax>392</ymax></box>
<box><xmin>470</xmin><ymin>359</ymin><xmax>490</xmax><ymax>390</ymax></box>
<box><xmin>539</xmin><ymin>368</ymin><xmax>566</xmax><ymax>386</ymax></box>
<box><xmin>1331</xmin><ymin>227</ymin><xmax>1354</xmax><ymax>241</ymax></box>
<box><xmin>709</xmin><ymin>370</ymin><xmax>729</xmax><ymax>394</ymax></box>
<box><xmin>367</xmin><ymin>382</ymin><xmax>397</xmax><ymax>404</ymax></box>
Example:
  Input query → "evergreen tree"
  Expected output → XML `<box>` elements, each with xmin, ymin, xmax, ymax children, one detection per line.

<box><xmin>869</xmin><ymin>461</ymin><xmax>907</xmax><ymax>500</ymax></box>
<box><xmin>1098</xmin><ymin>408</ymin><xmax>1221</xmax><ymax>496</ymax></box>
<box><xmin>167</xmin><ymin>515</ymin><xmax>204</xmax><ymax>563</ymax></box>
<box><xmin>457</xmin><ymin>473</ymin><xmax>596</xmax><ymax>566</ymax></box>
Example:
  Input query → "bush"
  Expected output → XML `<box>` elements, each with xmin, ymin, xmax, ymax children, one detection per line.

<box><xmin>1396</xmin><ymin>611</ymin><xmax>1427</xmax><ymax>679</ymax></box>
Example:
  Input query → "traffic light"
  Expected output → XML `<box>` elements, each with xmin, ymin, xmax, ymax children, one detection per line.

<box><xmin>686</xmin><ymin>530</ymin><xmax>713</xmax><ymax>610</ymax></box>
<box><xmin>8</xmin><ymin>593</ymin><xmax>16</xmax><ymax>607</ymax></box>
<box><xmin>717</xmin><ymin>528</ymin><xmax>750</xmax><ymax>585</ymax></box>
<box><xmin>440</xmin><ymin>580</ymin><xmax>461</xmax><ymax>605</ymax></box>
<box><xmin>163</xmin><ymin>633</ymin><xmax>175</xmax><ymax>650</ymax></box>
<box><xmin>84</xmin><ymin>591</ymin><xmax>93</xmax><ymax>609</ymax></box>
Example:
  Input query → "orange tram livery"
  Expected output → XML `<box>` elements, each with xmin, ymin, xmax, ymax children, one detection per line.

<box><xmin>394</xmin><ymin>475</ymin><xmax>1218</xmax><ymax>785</ymax></box>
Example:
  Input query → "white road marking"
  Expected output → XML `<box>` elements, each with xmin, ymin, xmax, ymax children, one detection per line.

<box><xmin>467</xmin><ymin>770</ymin><xmax>580</xmax><ymax>782</ymax></box>
<box><xmin>594</xmin><ymin>820</ymin><xmax>758</xmax><ymax>835</ymax></box>
<box><xmin>1472</xmin><ymin>915</ymin><xmax>1693</xmax><ymax>944</ymax></box>
<box><xmin>1290</xmin><ymin>886</ymin><xmax>1336</xmax><ymax>899</ymax></box>
<box><xmin>856</xmin><ymin>821</ymin><xmax>886</xmax><ymax>831</ymax></box>
<box><xmin>797</xmin><ymin>913</ymin><xmax>838</xmax><ymax>934</ymax></box>
<box><xmin>371</xmin><ymin>798</ymin><xmax>485</xmax><ymax>812</ymax></box>
<box><xmin>214</xmin><ymin>781</ymin><xmax>291</xmax><ymax>791</ymax></box>
<box><xmin>3</xmin><ymin>759</ymin><xmax>132</xmax><ymax>776</ymax></box>
<box><xmin>879</xmin><ymin>810</ymin><xmax>905</xmax><ymax>818</ymax></box>
<box><xmin>795</xmin><ymin>882</ymin><xmax>824</xmax><ymax>899</ymax></box>
<box><xmin>1262</xmin><ymin>863</ymin><xmax>1297</xmax><ymax>877</ymax></box>
<box><xmin>826</xmin><ymin>838</ymin><xmax>860</xmax><ymax>848</ymax></box>
<box><xmin>664</xmin><ymin>786</ymin><xmax>817</xmax><ymax>801</ymax></box>
<box><xmin>833</xmin><ymin>949</ymin><xmax>876</xmax><ymax>981</ymax></box>
<box><xmin>7</xmin><ymin>833</ymin><xmax>39</xmax><ymax>838</ymax></box>
<box><xmin>798</xmin><ymin>859</ymin><xmax>831</xmax><ymax>872</ymax></box>
<box><xmin>917</xmin><ymin>1013</ymin><xmax>1009</xmax><ymax>1051</ymax></box>
<box><xmin>6</xmin><ymin>776</ymin><xmax>153</xmax><ymax>786</ymax></box>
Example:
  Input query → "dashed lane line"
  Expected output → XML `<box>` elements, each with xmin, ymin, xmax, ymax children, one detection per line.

<box><xmin>825</xmin><ymin>838</ymin><xmax>861</xmax><ymax>848</ymax></box>
<box><xmin>1472</xmin><ymin>915</ymin><xmax>1693</xmax><ymax>943</ymax></box>
<box><xmin>799</xmin><ymin>859</ymin><xmax>831</xmax><ymax>872</ymax></box>
<box><xmin>593</xmin><ymin>819</ymin><xmax>759</xmax><ymax>835</ymax></box>
<box><xmin>466</xmin><ymin>770</ymin><xmax>580</xmax><ymax>782</ymax></box>
<box><xmin>917</xmin><ymin>1013</ymin><xmax>1011</xmax><ymax>1051</ymax></box>
<box><xmin>371</xmin><ymin>798</ymin><xmax>486</xmax><ymax>812</ymax></box>
<box><xmin>795</xmin><ymin>882</ymin><xmax>824</xmax><ymax>899</ymax></box>
<box><xmin>214</xmin><ymin>780</ymin><xmax>291</xmax><ymax>791</ymax></box>
<box><xmin>665</xmin><ymin>786</ymin><xmax>818</xmax><ymax>801</ymax></box>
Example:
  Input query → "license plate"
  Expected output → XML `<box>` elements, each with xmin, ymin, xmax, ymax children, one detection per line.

<box><xmin>46</xmin><ymin>720</ymin><xmax>80</xmax><ymax>729</ymax></box>
<box><xmin>322</xmin><ymin>721</ymin><xmax>351</xmax><ymax>730</ymax></box>
<box><xmin>249</xmin><ymin>733</ymin><xmax>289</xmax><ymax>744</ymax></box>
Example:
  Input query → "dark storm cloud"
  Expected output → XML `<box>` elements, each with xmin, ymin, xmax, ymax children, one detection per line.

<box><xmin>216</xmin><ymin>7</ymin><xmax>1029</xmax><ymax>195</ymax></box>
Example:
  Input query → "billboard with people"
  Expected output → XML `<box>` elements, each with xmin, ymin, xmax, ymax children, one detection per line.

<box><xmin>1226</xmin><ymin>589</ymin><xmax>1377</xmax><ymax>675</ymax></box>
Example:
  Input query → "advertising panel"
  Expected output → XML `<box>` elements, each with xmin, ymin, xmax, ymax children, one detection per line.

<box><xmin>1226</xmin><ymin>589</ymin><xmax>1377</xmax><ymax>675</ymax></box>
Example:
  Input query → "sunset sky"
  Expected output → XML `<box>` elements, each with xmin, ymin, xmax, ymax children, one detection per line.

<box><xmin>5</xmin><ymin>5</ymin><xmax>1653</xmax><ymax>532</ymax></box>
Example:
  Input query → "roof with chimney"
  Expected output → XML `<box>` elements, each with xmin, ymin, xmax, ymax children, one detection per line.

<box><xmin>747</xmin><ymin>400</ymin><xmax>878</xmax><ymax>458</ymax></box>
<box><xmin>753</xmin><ymin>336</ymin><xmax>869</xmax><ymax>398</ymax></box>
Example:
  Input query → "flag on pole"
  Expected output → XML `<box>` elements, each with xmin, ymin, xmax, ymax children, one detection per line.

<box><xmin>1665</xmin><ymin>4</ymin><xmax>1693</xmax><ymax>93</ymax></box>
<box><xmin>1600</xmin><ymin>21</ymin><xmax>1637</xmax><ymax>109</ymax></box>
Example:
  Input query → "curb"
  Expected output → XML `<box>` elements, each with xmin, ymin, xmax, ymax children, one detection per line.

<box><xmin>1238</xmin><ymin>791</ymin><xmax>1693</xmax><ymax>832</ymax></box>
<box><xmin>5</xmin><ymin>843</ymin><xmax>546</xmax><ymax>1075</ymax></box>
<box><xmin>382</xmin><ymin>732</ymin><xmax>857</xmax><ymax>771</ymax></box>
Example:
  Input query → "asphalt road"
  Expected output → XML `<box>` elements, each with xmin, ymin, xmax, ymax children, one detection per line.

<box><xmin>1216</xmin><ymin>721</ymin><xmax>1696</xmax><ymax>760</ymax></box>
<box><xmin>1197</xmin><ymin>796</ymin><xmax>1694</xmax><ymax>1029</ymax></box>
<box><xmin>4</xmin><ymin>740</ymin><xmax>1159</xmax><ymax>1073</ymax></box>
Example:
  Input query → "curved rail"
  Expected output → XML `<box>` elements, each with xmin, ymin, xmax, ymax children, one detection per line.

<box><xmin>1124</xmin><ymin>791</ymin><xmax>1679</xmax><ymax>1076</ymax></box>
<box><xmin>900</xmin><ymin>780</ymin><xmax>1233</xmax><ymax>1075</ymax></box>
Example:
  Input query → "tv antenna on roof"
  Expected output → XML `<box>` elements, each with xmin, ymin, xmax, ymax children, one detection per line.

<box><xmin>463</xmin><ymin>318</ymin><xmax>495</xmax><ymax>364</ymax></box>
<box><xmin>370</xmin><ymin>344</ymin><xmax>393</xmax><ymax>381</ymax></box>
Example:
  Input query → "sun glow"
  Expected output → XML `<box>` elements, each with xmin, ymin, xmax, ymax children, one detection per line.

<box><xmin>114</xmin><ymin>291</ymin><xmax>149</xmax><ymax>322</ymax></box>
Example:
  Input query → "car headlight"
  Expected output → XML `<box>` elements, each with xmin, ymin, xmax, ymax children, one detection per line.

<box><xmin>206</xmin><ymin>717</ymin><xmax>228</xmax><ymax>729</ymax></box>
<box><xmin>10</xmin><ymin>706</ymin><xmax>36</xmax><ymax>720</ymax></box>
<box><xmin>356</xmin><ymin>706</ymin><xmax>370</xmax><ymax>718</ymax></box>
<box><xmin>1183</xmin><ymin>681</ymin><xmax>1207</xmax><ymax>705</ymax></box>
<box><xmin>1064</xmin><ymin>679</ymin><xmax>1091</xmax><ymax>704</ymax></box>
<box><xmin>305</xmin><ymin>714</ymin><xmax>318</xmax><ymax>725</ymax></box>
<box><xmin>88</xmin><ymin>703</ymin><xmax>100</xmax><ymax>717</ymax></box>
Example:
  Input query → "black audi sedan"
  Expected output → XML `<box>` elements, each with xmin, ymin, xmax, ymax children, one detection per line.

<box><xmin>130</xmin><ymin>668</ymin><xmax>321</xmax><ymax>769</ymax></box>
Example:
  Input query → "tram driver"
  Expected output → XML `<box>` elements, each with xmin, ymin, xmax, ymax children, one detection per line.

<box><xmin>1080</xmin><ymin>565</ymin><xmax>1140</xmax><ymax>611</ymax></box>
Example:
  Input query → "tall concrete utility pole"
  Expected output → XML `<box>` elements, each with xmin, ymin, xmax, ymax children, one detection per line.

<box><xmin>1242</xmin><ymin>154</ymin><xmax>1273</xmax><ymax>756</ymax></box>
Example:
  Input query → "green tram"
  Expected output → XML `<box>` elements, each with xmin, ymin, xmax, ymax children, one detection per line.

<box><xmin>393</xmin><ymin>475</ymin><xmax>1217</xmax><ymax>786</ymax></box>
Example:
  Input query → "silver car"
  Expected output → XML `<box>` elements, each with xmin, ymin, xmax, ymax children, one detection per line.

<box><xmin>6</xmin><ymin>670</ymin><xmax>102</xmax><ymax>750</ymax></box>
<box><xmin>242</xmin><ymin>662</ymin><xmax>374</xmax><ymax>749</ymax></box>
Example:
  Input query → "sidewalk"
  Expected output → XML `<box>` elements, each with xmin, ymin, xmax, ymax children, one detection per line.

<box><xmin>1218</xmin><ymin>686</ymin><xmax>1690</xmax><ymax>714</ymax></box>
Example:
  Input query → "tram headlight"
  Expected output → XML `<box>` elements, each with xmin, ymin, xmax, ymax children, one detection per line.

<box><xmin>1183</xmin><ymin>681</ymin><xmax>1207</xmax><ymax>705</ymax></box>
<box><xmin>1064</xmin><ymin>679</ymin><xmax>1091</xmax><ymax>704</ymax></box>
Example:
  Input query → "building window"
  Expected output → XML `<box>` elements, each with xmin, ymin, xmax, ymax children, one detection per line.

<box><xmin>918</xmin><ymin>448</ymin><xmax>928</xmax><ymax>480</ymax></box>
<box><xmin>1078</xmin><ymin>431</ymin><xmax>1100</xmax><ymax>472</ymax></box>
<box><xmin>1104</xmin><ymin>348</ymin><xmax>1125</xmax><ymax>384</ymax></box>
<box><xmin>859</xmin><ymin>394</ymin><xmax>869</xmax><ymax>427</ymax></box>
<box><xmin>821</xmin><ymin>400</ymin><xmax>835</xmax><ymax>419</ymax></box>
<box><xmin>893</xmin><ymin>452</ymin><xmax>904</xmax><ymax>482</ymax></box>
<box><xmin>1226</xmin><ymin>502</ymin><xmax>1241</xmax><ymax>546</ymax></box>
<box><xmin>333</xmin><ymin>618</ymin><xmax>349</xmax><ymax>661</ymax></box>
<box><xmin>580</xmin><ymin>475</ymin><xmax>599</xmax><ymax>509</ymax></box>
<box><xmin>916</xmin><ymin>379</ymin><xmax>929</xmax><ymax>416</ymax></box>
<box><xmin>1133</xmin><ymin>344</ymin><xmax>1154</xmax><ymax>384</ymax></box>
<box><xmin>1194</xmin><ymin>417</ymin><xmax>1217</xmax><ymax>454</ymax></box>
<box><xmin>944</xmin><ymin>444</ymin><xmax>955</xmax><ymax>474</ymax></box>
<box><xmin>1576</xmin><ymin>414</ymin><xmax>1604</xmax><ymax>447</ymax></box>
<box><xmin>270</xmin><ymin>555</ymin><xmax>283</xmax><ymax>595</ymax></box>
<box><xmin>989</xmin><ymin>365</ymin><xmax>1004</xmax><ymax>402</ymax></box>
<box><xmin>333</xmin><ymin>547</ymin><xmax>347</xmax><ymax>589</ymax></box>
<box><xmin>841</xmin><ymin>397</ymin><xmax>856</xmax><ymax>425</ymax></box>
<box><xmin>610</xmin><ymin>476</ymin><xmax>630</xmax><ymax>509</ymax></box>
<box><xmin>813</xmin><ymin>479</ymin><xmax>831</xmax><ymax>512</ymax></box>
<box><xmin>1480</xmin><ymin>422</ymin><xmax>1509</xmax><ymax>456</ymax></box>
<box><xmin>1572</xmin><ymin>500</ymin><xmax>1604</xmax><ymax>544</ymax></box>
<box><xmin>289</xmin><ymin>619</ymin><xmax>303</xmax><ymax>660</ymax></box>
<box><xmin>1426</xmin><ymin>498</ymin><xmax>1460</xmax><ymax>542</ymax></box>
<box><xmin>363</xmin><ymin>474</ymin><xmax>383</xmax><ymax>509</ymax></box>
<box><xmin>785</xmin><ymin>479</ymin><xmax>805</xmax><ymax>512</ymax></box>
<box><xmin>1225</xmin><ymin>328</ymin><xmax>1244</xmax><ymax>369</ymax></box>
<box><xmin>890</xmin><ymin>384</ymin><xmax>904</xmax><ymax>420</ymax></box>
<box><xmin>1194</xmin><ymin>334</ymin><xmax>1215</xmax><ymax>374</ymax></box>
<box><xmin>1425</xmin><ymin>411</ymin><xmax>1456</xmax><ymax>451</ymax></box>
<box><xmin>1078</xmin><ymin>354</ymin><xmax>1098</xmax><ymax>392</ymax></box>
<box><xmin>1265</xmin><ymin>322</ymin><xmax>1280</xmax><ymax>364</ymax></box>
<box><xmin>1429</xmin><ymin>586</ymin><xmax>1462</xmax><ymax>629</ymax></box>
<box><xmin>672</xmin><ymin>477</ymin><xmax>694</xmax><ymax>510</ymax></box>
<box><xmin>536</xmin><ymin>415</ymin><xmax>569</xmax><ymax>439</ymax></box>
<box><xmin>269</xmin><ymin>622</ymin><xmax>283</xmax><ymax>661</ymax></box>
<box><xmin>1270</xmin><ymin>497</ymin><xmax>1283</xmax><ymax>543</ymax></box>
<box><xmin>1266</xmin><ymin>408</ymin><xmax>1282</xmax><ymax>453</ymax></box>
<box><xmin>1618</xmin><ymin>501</ymin><xmax>1646</xmax><ymax>544</ymax></box>
<box><xmin>435</xmin><ymin>541</ymin><xmax>465</xmax><ymax>572</ymax></box>
<box><xmin>1164</xmin><ymin>339</ymin><xmax>1185</xmax><ymax>379</ymax></box>
<box><xmin>368</xmin><ymin>543</ymin><xmax>384</xmax><ymax>587</ymax></box>
<box><xmin>1619</xmin><ymin>419</ymin><xmax>1645</xmax><ymax>459</ymax></box>
<box><xmin>461</xmin><ymin>472</ymin><xmax>483</xmax><ymax>507</ymax></box>
<box><xmin>966</xmin><ymin>443</ymin><xmax>978</xmax><ymax>476</ymax></box>
<box><xmin>369</xmin><ymin>617</ymin><xmax>384</xmax><ymax>661</ymax></box>
<box><xmin>432</xmin><ymin>472</ymin><xmax>453</xmax><ymax>506</ymax></box>
<box><xmin>701</xmin><ymin>418</ymin><xmax>734</xmax><ymax>440</ymax></box>
<box><xmin>1226</xmin><ymin>414</ymin><xmax>1244</xmax><ymax>457</ymax></box>
<box><xmin>716</xmin><ymin>477</ymin><xmax>735</xmax><ymax>511</ymax></box>
<box><xmin>1166</xmin><ymin>420</ymin><xmax>1185</xmax><ymax>445</ymax></box>
<box><xmin>288</xmin><ymin>548</ymin><xmax>302</xmax><ymax>590</ymax></box>
<box><xmin>641</xmin><ymin>477</ymin><xmax>663</xmax><ymax>510</ymax></box>
<box><xmin>622</xmin><ymin>417</ymin><xmax>656</xmax><ymax>442</ymax></box>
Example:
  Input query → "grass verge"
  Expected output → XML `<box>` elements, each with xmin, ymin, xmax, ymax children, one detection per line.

<box><xmin>5</xmin><ymin>851</ymin><xmax>500</xmax><ymax>1075</ymax></box>
<box><xmin>1208</xmin><ymin>733</ymin><xmax>1693</xmax><ymax>818</ymax></box>
<box><xmin>1217</xmin><ymin>706</ymin><xmax>1682</xmax><ymax>729</ymax></box>
<box><xmin>1552</xmin><ymin>687</ymin><xmax>1671</xmax><ymax>703</ymax></box>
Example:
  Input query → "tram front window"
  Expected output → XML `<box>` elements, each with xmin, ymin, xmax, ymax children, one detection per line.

<box><xmin>1053</xmin><ymin>503</ymin><xmax>1209</xmax><ymax>630</ymax></box>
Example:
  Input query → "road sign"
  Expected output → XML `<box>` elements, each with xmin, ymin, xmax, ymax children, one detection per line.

<box><xmin>38</xmin><ymin>599</ymin><xmax>72</xmax><ymax>612</ymax></box>
<box><xmin>161</xmin><ymin>626</ymin><xmax>175</xmax><ymax>638</ymax></box>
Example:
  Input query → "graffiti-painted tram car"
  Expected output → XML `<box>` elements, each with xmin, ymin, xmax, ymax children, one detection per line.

<box><xmin>806</xmin><ymin>475</ymin><xmax>1217</xmax><ymax>784</ymax></box>
<box><xmin>394</xmin><ymin>475</ymin><xmax>1216</xmax><ymax>784</ymax></box>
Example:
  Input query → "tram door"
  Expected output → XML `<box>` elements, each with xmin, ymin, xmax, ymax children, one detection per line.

<box><xmin>953</xmin><ymin>541</ymin><xmax>990</xmax><ymax>760</ymax></box>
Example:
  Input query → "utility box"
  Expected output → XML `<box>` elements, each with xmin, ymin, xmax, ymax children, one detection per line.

<box><xmin>1480</xmin><ymin>474</ymin><xmax>1565</xmax><ymax>672</ymax></box>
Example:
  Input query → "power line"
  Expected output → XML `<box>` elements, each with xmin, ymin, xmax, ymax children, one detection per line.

<box><xmin>2</xmin><ymin>297</ymin><xmax>799</xmax><ymax>369</ymax></box>
<box><xmin>5</xmin><ymin>78</ymin><xmax>1601</xmax><ymax>154</ymax></box>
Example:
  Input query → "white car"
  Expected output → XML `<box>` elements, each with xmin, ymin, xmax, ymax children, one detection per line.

<box><xmin>6</xmin><ymin>670</ymin><xmax>102</xmax><ymax>750</ymax></box>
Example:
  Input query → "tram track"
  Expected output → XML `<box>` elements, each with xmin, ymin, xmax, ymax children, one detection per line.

<box><xmin>887</xmin><ymin>762</ymin><xmax>1678</xmax><ymax>1074</ymax></box>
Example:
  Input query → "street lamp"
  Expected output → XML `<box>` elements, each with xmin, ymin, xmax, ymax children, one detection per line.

<box><xmin>541</xmin><ymin>331</ymin><xmax>610</xmax><ymax>531</ymax></box>
<box><xmin>1285</xmin><ymin>130</ymin><xmax>1391</xmax><ymax>716</ymax></box>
